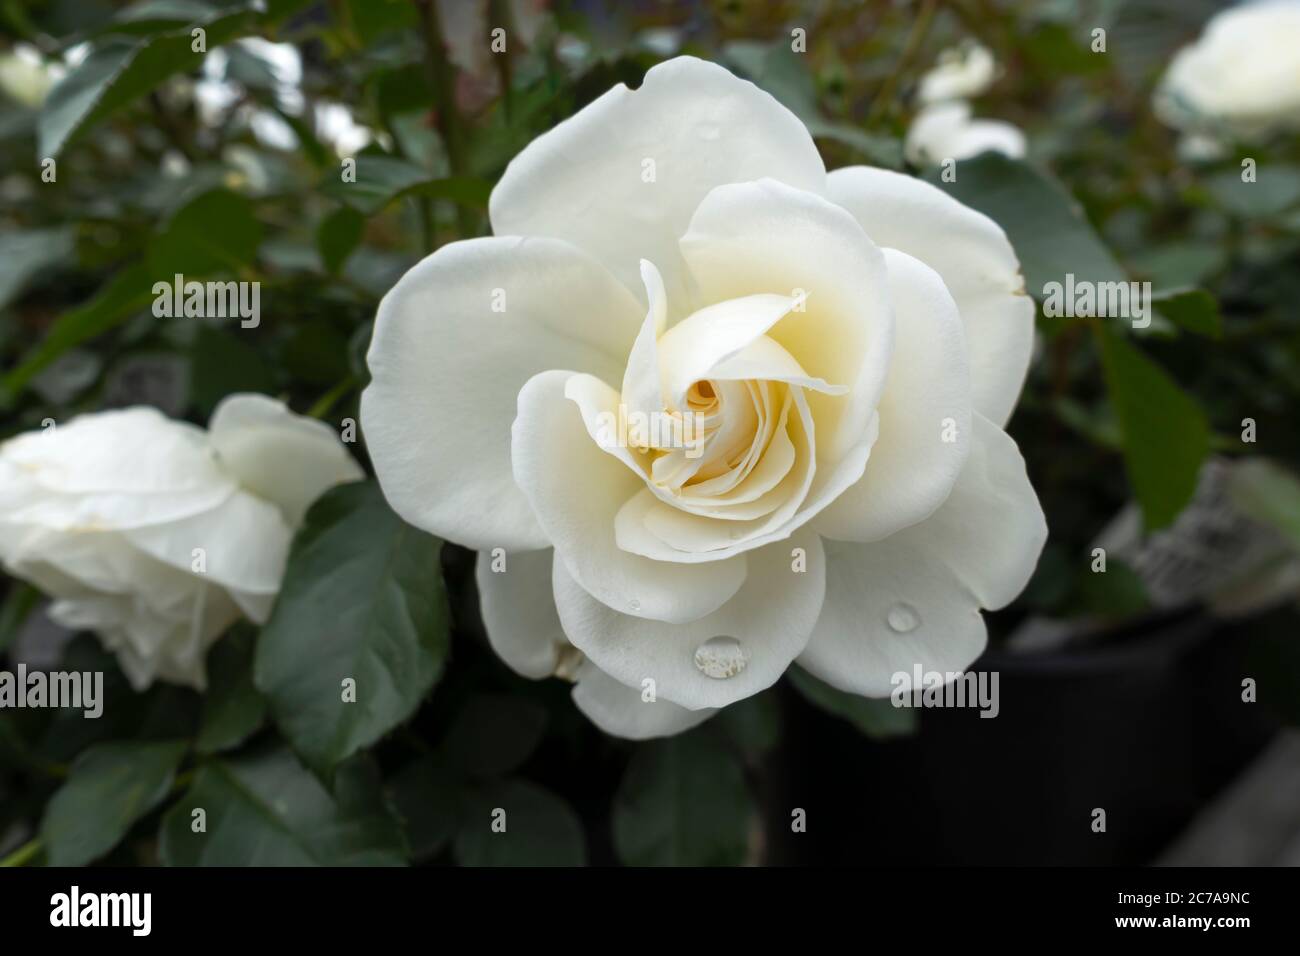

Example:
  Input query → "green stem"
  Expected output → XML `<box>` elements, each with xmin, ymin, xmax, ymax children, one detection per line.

<box><xmin>0</xmin><ymin>837</ymin><xmax>42</xmax><ymax>868</ymax></box>
<box><xmin>866</xmin><ymin>0</ymin><xmax>937</xmax><ymax>125</ymax></box>
<box><xmin>308</xmin><ymin>377</ymin><xmax>355</xmax><ymax>420</ymax></box>
<box><xmin>414</xmin><ymin>0</ymin><xmax>475</xmax><ymax>239</ymax></box>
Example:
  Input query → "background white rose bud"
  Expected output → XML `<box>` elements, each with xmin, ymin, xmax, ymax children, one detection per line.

<box><xmin>1155</xmin><ymin>0</ymin><xmax>1300</xmax><ymax>139</ymax></box>
<box><xmin>0</xmin><ymin>394</ymin><xmax>362</xmax><ymax>690</ymax></box>
<box><xmin>361</xmin><ymin>56</ymin><xmax>1048</xmax><ymax>740</ymax></box>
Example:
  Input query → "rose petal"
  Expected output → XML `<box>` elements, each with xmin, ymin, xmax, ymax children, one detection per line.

<box><xmin>552</xmin><ymin>529</ymin><xmax>825</xmax><ymax>710</ymax></box>
<box><xmin>798</xmin><ymin>414</ymin><xmax>1046</xmax><ymax>696</ymax></box>
<box><xmin>475</xmin><ymin>546</ymin><xmax>569</xmax><ymax>680</ymax></box>
<box><xmin>572</xmin><ymin>660</ymin><xmax>716</xmax><ymax>740</ymax></box>
<box><xmin>208</xmin><ymin>393</ymin><xmax>363</xmax><ymax>526</ymax></box>
<box><xmin>826</xmin><ymin>165</ymin><xmax>1034</xmax><ymax>426</ymax></box>
<box><xmin>490</xmin><ymin>56</ymin><xmax>826</xmax><ymax>312</ymax></box>
<box><xmin>814</xmin><ymin>249</ymin><xmax>972</xmax><ymax>542</ymax></box>
<box><xmin>512</xmin><ymin>369</ymin><xmax>747</xmax><ymax>623</ymax></box>
<box><xmin>361</xmin><ymin>236</ymin><xmax>644</xmax><ymax>551</ymax></box>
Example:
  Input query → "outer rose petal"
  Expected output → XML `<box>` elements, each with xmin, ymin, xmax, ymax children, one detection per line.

<box><xmin>490</xmin><ymin>56</ymin><xmax>826</xmax><ymax>312</ymax></box>
<box><xmin>827</xmin><ymin>166</ymin><xmax>1034</xmax><ymax>426</ymax></box>
<box><xmin>813</xmin><ymin>249</ymin><xmax>972</xmax><ymax>542</ymax></box>
<box><xmin>798</xmin><ymin>414</ymin><xmax>1047</xmax><ymax>696</ymax></box>
<box><xmin>208</xmin><ymin>393</ymin><xmax>363</xmax><ymax>526</ymax></box>
<box><xmin>572</xmin><ymin>660</ymin><xmax>716</xmax><ymax>740</ymax></box>
<box><xmin>361</xmin><ymin>236</ymin><xmax>644</xmax><ymax>552</ymax></box>
<box><xmin>512</xmin><ymin>369</ymin><xmax>747</xmax><ymax>623</ymax></box>
<box><xmin>475</xmin><ymin>547</ymin><xmax>568</xmax><ymax>680</ymax></box>
<box><xmin>121</xmin><ymin>488</ymin><xmax>292</xmax><ymax>617</ymax></box>
<box><xmin>0</xmin><ymin>409</ymin><xmax>233</xmax><ymax>532</ymax></box>
<box><xmin>552</xmin><ymin>529</ymin><xmax>825</xmax><ymax>710</ymax></box>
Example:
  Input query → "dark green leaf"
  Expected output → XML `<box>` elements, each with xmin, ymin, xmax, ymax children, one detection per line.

<box><xmin>1151</xmin><ymin>287</ymin><xmax>1222</xmax><ymax>338</ymax></box>
<box><xmin>387</xmin><ymin>755</ymin><xmax>459</xmax><ymax>860</ymax></box>
<box><xmin>925</xmin><ymin>153</ymin><xmax>1127</xmax><ymax>297</ymax></box>
<box><xmin>1206</xmin><ymin>165</ymin><xmax>1300</xmax><ymax>219</ymax></box>
<box><xmin>1097</xmin><ymin>326</ymin><xmax>1210</xmax><ymax>530</ymax></box>
<box><xmin>188</xmin><ymin>324</ymin><xmax>275</xmax><ymax>415</ymax></box>
<box><xmin>254</xmin><ymin>481</ymin><xmax>450</xmax><ymax>773</ymax></box>
<box><xmin>147</xmin><ymin>188</ymin><xmax>262</xmax><ymax>277</ymax></box>
<box><xmin>40</xmin><ymin>740</ymin><xmax>186</xmax><ymax>866</ymax></box>
<box><xmin>454</xmin><ymin>779</ymin><xmax>585</xmax><ymax>866</ymax></box>
<box><xmin>38</xmin><ymin>6</ymin><xmax>258</xmax><ymax>158</ymax></box>
<box><xmin>159</xmin><ymin>747</ymin><xmax>407</xmax><ymax>865</ymax></box>
<box><xmin>715</xmin><ymin>689</ymin><xmax>781</xmax><ymax>762</ymax></box>
<box><xmin>322</xmin><ymin>155</ymin><xmax>491</xmax><ymax>215</ymax></box>
<box><xmin>196</xmin><ymin>628</ymin><xmax>266</xmax><ymax>755</ymax></box>
<box><xmin>0</xmin><ymin>227</ymin><xmax>76</xmax><ymax>310</ymax></box>
<box><xmin>612</xmin><ymin>729</ymin><xmax>754</xmax><ymax>866</ymax></box>
<box><xmin>316</xmin><ymin>206</ymin><xmax>364</xmax><ymax>275</ymax></box>
<box><xmin>787</xmin><ymin>666</ymin><xmax>917</xmax><ymax>739</ymax></box>
<box><xmin>1</xmin><ymin>263</ymin><xmax>154</xmax><ymax>404</ymax></box>
<box><xmin>440</xmin><ymin>694</ymin><xmax>547</xmax><ymax>779</ymax></box>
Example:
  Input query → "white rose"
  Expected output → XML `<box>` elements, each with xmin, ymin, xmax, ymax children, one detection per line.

<box><xmin>0</xmin><ymin>394</ymin><xmax>362</xmax><ymax>689</ymax></box>
<box><xmin>917</xmin><ymin>43</ymin><xmax>996</xmax><ymax>104</ymax></box>
<box><xmin>906</xmin><ymin>101</ymin><xmax>1027</xmax><ymax>165</ymax></box>
<box><xmin>1155</xmin><ymin>0</ymin><xmax>1300</xmax><ymax>139</ymax></box>
<box><xmin>0</xmin><ymin>44</ymin><xmax>55</xmax><ymax>109</ymax></box>
<box><xmin>361</xmin><ymin>56</ymin><xmax>1046</xmax><ymax>739</ymax></box>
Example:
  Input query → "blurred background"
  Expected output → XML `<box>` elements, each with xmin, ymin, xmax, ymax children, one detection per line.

<box><xmin>2</xmin><ymin>0</ymin><xmax>1299</xmax><ymax>866</ymax></box>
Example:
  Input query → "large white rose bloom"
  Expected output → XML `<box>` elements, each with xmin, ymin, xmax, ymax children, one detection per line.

<box><xmin>0</xmin><ymin>394</ymin><xmax>362</xmax><ymax>689</ymax></box>
<box><xmin>1155</xmin><ymin>0</ymin><xmax>1300</xmax><ymax>139</ymax></box>
<box><xmin>361</xmin><ymin>57</ymin><xmax>1046</xmax><ymax>739</ymax></box>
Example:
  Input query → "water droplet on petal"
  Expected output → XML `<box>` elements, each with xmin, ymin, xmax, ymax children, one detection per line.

<box><xmin>886</xmin><ymin>602</ymin><xmax>920</xmax><ymax>634</ymax></box>
<box><xmin>694</xmin><ymin>636</ymin><xmax>747</xmax><ymax>679</ymax></box>
<box><xmin>629</xmin><ymin>598</ymin><xmax>641</xmax><ymax>613</ymax></box>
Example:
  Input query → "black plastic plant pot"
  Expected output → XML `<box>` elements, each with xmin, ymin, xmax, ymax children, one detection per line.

<box><xmin>763</xmin><ymin>609</ymin><xmax>1285</xmax><ymax>866</ymax></box>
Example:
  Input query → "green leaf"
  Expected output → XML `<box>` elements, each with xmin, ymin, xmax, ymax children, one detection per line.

<box><xmin>387</xmin><ymin>755</ymin><xmax>459</xmax><ymax>860</ymax></box>
<box><xmin>1097</xmin><ymin>326</ymin><xmax>1210</xmax><ymax>531</ymax></box>
<box><xmin>316</xmin><ymin>206</ymin><xmax>365</xmax><ymax>275</ymax></box>
<box><xmin>188</xmin><ymin>324</ymin><xmax>275</xmax><ymax>416</ymax></box>
<box><xmin>196</xmin><ymin>628</ymin><xmax>266</xmax><ymax>755</ymax></box>
<box><xmin>1151</xmin><ymin>287</ymin><xmax>1222</xmax><ymax>338</ymax></box>
<box><xmin>1206</xmin><ymin>165</ymin><xmax>1300</xmax><ymax>219</ymax></box>
<box><xmin>254</xmin><ymin>481</ymin><xmax>450</xmax><ymax>774</ymax></box>
<box><xmin>440</xmin><ymin>694</ymin><xmax>548</xmax><ymax>779</ymax></box>
<box><xmin>715</xmin><ymin>689</ymin><xmax>781</xmax><ymax>762</ymax></box>
<box><xmin>159</xmin><ymin>747</ymin><xmax>407</xmax><ymax>865</ymax></box>
<box><xmin>1228</xmin><ymin>459</ymin><xmax>1300</xmax><ymax>552</ymax></box>
<box><xmin>612</xmin><ymin>729</ymin><xmax>754</xmax><ymax>866</ymax></box>
<box><xmin>786</xmin><ymin>666</ymin><xmax>917</xmax><ymax>739</ymax></box>
<box><xmin>453</xmin><ymin>779</ymin><xmax>586</xmax><ymax>866</ymax></box>
<box><xmin>38</xmin><ymin>5</ymin><xmax>259</xmax><ymax>158</ymax></box>
<box><xmin>321</xmin><ymin>155</ymin><xmax>491</xmax><ymax>215</ymax></box>
<box><xmin>0</xmin><ymin>227</ymin><xmax>76</xmax><ymax>311</ymax></box>
<box><xmin>925</xmin><ymin>153</ymin><xmax>1127</xmax><ymax>297</ymax></box>
<box><xmin>147</xmin><ymin>188</ymin><xmax>262</xmax><ymax>277</ymax></box>
<box><xmin>40</xmin><ymin>740</ymin><xmax>186</xmax><ymax>866</ymax></box>
<box><xmin>1</xmin><ymin>263</ymin><xmax>154</xmax><ymax>404</ymax></box>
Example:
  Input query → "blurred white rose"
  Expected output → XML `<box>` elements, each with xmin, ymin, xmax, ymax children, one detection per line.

<box><xmin>0</xmin><ymin>44</ymin><xmax>54</xmax><ymax>108</ymax></box>
<box><xmin>362</xmin><ymin>56</ymin><xmax>1046</xmax><ymax>740</ymax></box>
<box><xmin>917</xmin><ymin>43</ymin><xmax>996</xmax><ymax>104</ymax></box>
<box><xmin>0</xmin><ymin>395</ymin><xmax>361</xmax><ymax>689</ymax></box>
<box><xmin>1156</xmin><ymin>0</ymin><xmax>1300</xmax><ymax>139</ymax></box>
<box><xmin>906</xmin><ymin>100</ymin><xmax>1026</xmax><ymax>164</ymax></box>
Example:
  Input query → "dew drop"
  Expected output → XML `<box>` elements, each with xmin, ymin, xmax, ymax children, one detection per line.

<box><xmin>629</xmin><ymin>598</ymin><xmax>641</xmax><ymax>613</ymax></box>
<box><xmin>693</xmin><ymin>636</ymin><xmax>747</xmax><ymax>679</ymax></box>
<box><xmin>886</xmin><ymin>602</ymin><xmax>920</xmax><ymax>634</ymax></box>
